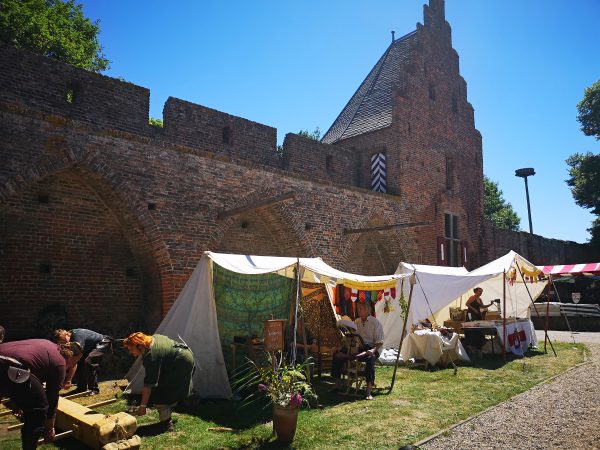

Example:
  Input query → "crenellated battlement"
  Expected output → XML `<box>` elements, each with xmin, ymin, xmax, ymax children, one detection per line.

<box><xmin>162</xmin><ymin>97</ymin><xmax>278</xmax><ymax>167</ymax></box>
<box><xmin>0</xmin><ymin>43</ymin><xmax>285</xmax><ymax>168</ymax></box>
<box><xmin>282</xmin><ymin>133</ymin><xmax>360</xmax><ymax>186</ymax></box>
<box><xmin>0</xmin><ymin>43</ymin><xmax>150</xmax><ymax>135</ymax></box>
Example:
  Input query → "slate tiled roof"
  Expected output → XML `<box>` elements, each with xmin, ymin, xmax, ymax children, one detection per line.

<box><xmin>321</xmin><ymin>31</ymin><xmax>417</xmax><ymax>145</ymax></box>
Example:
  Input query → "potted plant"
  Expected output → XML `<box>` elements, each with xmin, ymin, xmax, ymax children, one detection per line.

<box><xmin>233</xmin><ymin>353</ymin><xmax>315</xmax><ymax>444</ymax></box>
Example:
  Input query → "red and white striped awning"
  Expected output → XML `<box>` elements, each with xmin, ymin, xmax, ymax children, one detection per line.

<box><xmin>539</xmin><ymin>263</ymin><xmax>600</xmax><ymax>275</ymax></box>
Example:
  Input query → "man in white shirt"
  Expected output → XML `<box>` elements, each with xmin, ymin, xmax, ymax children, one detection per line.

<box><xmin>331</xmin><ymin>302</ymin><xmax>384</xmax><ymax>400</ymax></box>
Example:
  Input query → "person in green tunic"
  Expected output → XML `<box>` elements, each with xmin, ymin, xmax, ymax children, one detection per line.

<box><xmin>123</xmin><ymin>332</ymin><xmax>194</xmax><ymax>432</ymax></box>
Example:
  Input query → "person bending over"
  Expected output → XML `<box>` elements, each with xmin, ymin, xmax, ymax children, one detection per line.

<box><xmin>123</xmin><ymin>332</ymin><xmax>195</xmax><ymax>432</ymax></box>
<box><xmin>55</xmin><ymin>328</ymin><xmax>111</xmax><ymax>394</ymax></box>
<box><xmin>0</xmin><ymin>339</ymin><xmax>80</xmax><ymax>449</ymax></box>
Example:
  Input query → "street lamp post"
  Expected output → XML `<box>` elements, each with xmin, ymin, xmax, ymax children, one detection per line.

<box><xmin>515</xmin><ymin>167</ymin><xmax>535</xmax><ymax>234</ymax></box>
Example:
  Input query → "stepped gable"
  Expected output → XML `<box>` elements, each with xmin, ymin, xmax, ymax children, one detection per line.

<box><xmin>321</xmin><ymin>30</ymin><xmax>417</xmax><ymax>145</ymax></box>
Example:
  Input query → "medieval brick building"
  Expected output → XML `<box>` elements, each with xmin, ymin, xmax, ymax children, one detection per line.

<box><xmin>0</xmin><ymin>0</ymin><xmax>587</xmax><ymax>339</ymax></box>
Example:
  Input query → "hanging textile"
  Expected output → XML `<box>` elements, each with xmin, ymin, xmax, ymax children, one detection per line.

<box><xmin>213</xmin><ymin>264</ymin><xmax>294</xmax><ymax>367</ymax></box>
<box><xmin>301</xmin><ymin>281</ymin><xmax>342</xmax><ymax>347</ymax></box>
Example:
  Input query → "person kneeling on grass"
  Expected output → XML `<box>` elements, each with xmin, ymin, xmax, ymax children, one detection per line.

<box><xmin>331</xmin><ymin>302</ymin><xmax>384</xmax><ymax>400</ymax></box>
<box><xmin>123</xmin><ymin>332</ymin><xmax>195</xmax><ymax>432</ymax></box>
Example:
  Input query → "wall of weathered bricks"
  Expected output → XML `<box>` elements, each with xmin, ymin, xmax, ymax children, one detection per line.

<box><xmin>482</xmin><ymin>221</ymin><xmax>590</xmax><ymax>265</ymax></box>
<box><xmin>0</xmin><ymin>43</ymin><xmax>424</xmax><ymax>339</ymax></box>
<box><xmin>0</xmin><ymin>0</ymin><xmax>591</xmax><ymax>339</ymax></box>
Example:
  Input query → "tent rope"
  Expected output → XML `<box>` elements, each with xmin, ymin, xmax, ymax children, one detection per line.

<box><xmin>414</xmin><ymin>271</ymin><xmax>436</xmax><ymax>323</ymax></box>
<box><xmin>516</xmin><ymin>263</ymin><xmax>556</xmax><ymax>357</ymax></box>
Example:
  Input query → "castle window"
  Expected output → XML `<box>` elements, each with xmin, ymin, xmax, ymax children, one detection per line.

<box><xmin>428</xmin><ymin>84</ymin><xmax>436</xmax><ymax>101</ymax></box>
<box><xmin>222</xmin><ymin>126</ymin><xmax>231</xmax><ymax>144</ymax></box>
<box><xmin>125</xmin><ymin>267</ymin><xmax>139</xmax><ymax>279</ymax></box>
<box><xmin>445</xmin><ymin>157</ymin><xmax>454</xmax><ymax>191</ymax></box>
<box><xmin>370</xmin><ymin>152</ymin><xmax>387</xmax><ymax>193</ymax></box>
<box><xmin>443</xmin><ymin>213</ymin><xmax>460</xmax><ymax>266</ymax></box>
<box><xmin>452</xmin><ymin>96</ymin><xmax>458</xmax><ymax>113</ymax></box>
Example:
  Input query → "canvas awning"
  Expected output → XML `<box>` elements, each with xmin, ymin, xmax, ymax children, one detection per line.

<box><xmin>127</xmin><ymin>252</ymin><xmax>411</xmax><ymax>398</ymax></box>
<box><xmin>539</xmin><ymin>263</ymin><xmax>600</xmax><ymax>276</ymax></box>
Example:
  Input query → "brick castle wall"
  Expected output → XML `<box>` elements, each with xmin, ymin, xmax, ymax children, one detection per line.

<box><xmin>0</xmin><ymin>0</ymin><xmax>591</xmax><ymax>338</ymax></box>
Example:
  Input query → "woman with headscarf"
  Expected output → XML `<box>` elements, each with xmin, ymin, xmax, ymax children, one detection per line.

<box><xmin>123</xmin><ymin>332</ymin><xmax>194</xmax><ymax>432</ymax></box>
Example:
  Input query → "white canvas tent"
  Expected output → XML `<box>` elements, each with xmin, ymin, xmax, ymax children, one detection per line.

<box><xmin>127</xmin><ymin>251</ymin><xmax>410</xmax><ymax>399</ymax></box>
<box><xmin>466</xmin><ymin>250</ymin><xmax>548</xmax><ymax>320</ymax></box>
<box><xmin>384</xmin><ymin>251</ymin><xmax>548</xmax><ymax>350</ymax></box>
<box><xmin>384</xmin><ymin>263</ymin><xmax>495</xmax><ymax>348</ymax></box>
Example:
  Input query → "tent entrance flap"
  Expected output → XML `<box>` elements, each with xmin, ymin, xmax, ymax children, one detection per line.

<box><xmin>213</xmin><ymin>264</ymin><xmax>295</xmax><ymax>371</ymax></box>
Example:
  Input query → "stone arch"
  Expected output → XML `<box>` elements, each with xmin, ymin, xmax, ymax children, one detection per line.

<box><xmin>0</xmin><ymin>152</ymin><xmax>175</xmax><ymax>335</ymax></box>
<box><xmin>339</xmin><ymin>212</ymin><xmax>422</xmax><ymax>275</ymax></box>
<box><xmin>210</xmin><ymin>187</ymin><xmax>315</xmax><ymax>258</ymax></box>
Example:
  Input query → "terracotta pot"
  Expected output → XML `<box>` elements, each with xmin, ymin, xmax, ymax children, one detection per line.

<box><xmin>272</xmin><ymin>404</ymin><xmax>299</xmax><ymax>444</ymax></box>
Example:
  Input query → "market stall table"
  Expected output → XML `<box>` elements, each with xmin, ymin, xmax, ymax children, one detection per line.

<box><xmin>461</xmin><ymin>319</ymin><xmax>537</xmax><ymax>356</ymax></box>
<box><xmin>400</xmin><ymin>329</ymin><xmax>470</xmax><ymax>367</ymax></box>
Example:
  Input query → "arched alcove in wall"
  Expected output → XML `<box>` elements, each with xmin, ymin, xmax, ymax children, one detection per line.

<box><xmin>215</xmin><ymin>207</ymin><xmax>307</xmax><ymax>257</ymax></box>
<box><xmin>0</xmin><ymin>163</ymin><xmax>171</xmax><ymax>339</ymax></box>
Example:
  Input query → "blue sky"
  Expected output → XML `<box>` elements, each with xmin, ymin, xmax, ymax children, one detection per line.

<box><xmin>82</xmin><ymin>0</ymin><xmax>600</xmax><ymax>245</ymax></box>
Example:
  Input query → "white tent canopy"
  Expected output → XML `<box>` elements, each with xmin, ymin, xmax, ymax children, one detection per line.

<box><xmin>127</xmin><ymin>251</ymin><xmax>410</xmax><ymax>399</ymax></box>
<box><xmin>384</xmin><ymin>263</ymin><xmax>495</xmax><ymax>348</ymax></box>
<box><xmin>467</xmin><ymin>250</ymin><xmax>547</xmax><ymax>319</ymax></box>
<box><xmin>384</xmin><ymin>251</ymin><xmax>548</xmax><ymax>349</ymax></box>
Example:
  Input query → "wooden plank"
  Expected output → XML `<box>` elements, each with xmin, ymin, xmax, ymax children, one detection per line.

<box><xmin>64</xmin><ymin>390</ymin><xmax>92</xmax><ymax>399</ymax></box>
<box><xmin>87</xmin><ymin>398</ymin><xmax>118</xmax><ymax>409</ymax></box>
<box><xmin>343</xmin><ymin>221</ymin><xmax>430</xmax><ymax>235</ymax></box>
<box><xmin>217</xmin><ymin>191</ymin><xmax>295</xmax><ymax>219</ymax></box>
<box><xmin>37</xmin><ymin>430</ymin><xmax>73</xmax><ymax>444</ymax></box>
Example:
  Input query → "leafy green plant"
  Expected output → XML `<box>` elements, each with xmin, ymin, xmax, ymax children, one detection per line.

<box><xmin>149</xmin><ymin>117</ymin><xmax>164</xmax><ymax>128</ymax></box>
<box><xmin>233</xmin><ymin>353</ymin><xmax>316</xmax><ymax>408</ymax></box>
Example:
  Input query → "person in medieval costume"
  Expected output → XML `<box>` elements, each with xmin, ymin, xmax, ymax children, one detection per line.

<box><xmin>0</xmin><ymin>339</ymin><xmax>81</xmax><ymax>449</ymax></box>
<box><xmin>122</xmin><ymin>332</ymin><xmax>194</xmax><ymax>432</ymax></box>
<box><xmin>54</xmin><ymin>328</ymin><xmax>112</xmax><ymax>395</ymax></box>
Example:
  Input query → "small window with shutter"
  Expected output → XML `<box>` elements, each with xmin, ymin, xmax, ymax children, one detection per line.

<box><xmin>440</xmin><ymin>213</ymin><xmax>460</xmax><ymax>266</ymax></box>
<box><xmin>370</xmin><ymin>152</ymin><xmax>387</xmax><ymax>193</ymax></box>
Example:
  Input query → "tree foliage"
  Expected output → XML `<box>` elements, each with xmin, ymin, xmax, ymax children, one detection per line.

<box><xmin>483</xmin><ymin>176</ymin><xmax>521</xmax><ymax>231</ymax></box>
<box><xmin>566</xmin><ymin>152</ymin><xmax>600</xmax><ymax>214</ymax></box>
<box><xmin>149</xmin><ymin>117</ymin><xmax>163</xmax><ymax>128</ymax></box>
<box><xmin>0</xmin><ymin>0</ymin><xmax>109</xmax><ymax>72</ymax></box>
<box><xmin>298</xmin><ymin>127</ymin><xmax>321</xmax><ymax>141</ymax></box>
<box><xmin>577</xmin><ymin>79</ymin><xmax>600</xmax><ymax>140</ymax></box>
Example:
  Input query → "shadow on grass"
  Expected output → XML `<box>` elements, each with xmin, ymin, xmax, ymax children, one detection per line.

<box><xmin>172</xmin><ymin>377</ymin><xmax>360</xmax><ymax>429</ymax></box>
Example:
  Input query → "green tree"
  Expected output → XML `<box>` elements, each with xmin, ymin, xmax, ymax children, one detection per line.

<box><xmin>298</xmin><ymin>127</ymin><xmax>321</xmax><ymax>141</ymax></box>
<box><xmin>577</xmin><ymin>79</ymin><xmax>600</xmax><ymax>140</ymax></box>
<box><xmin>149</xmin><ymin>117</ymin><xmax>163</xmax><ymax>128</ymax></box>
<box><xmin>0</xmin><ymin>0</ymin><xmax>109</xmax><ymax>72</ymax></box>
<box><xmin>566</xmin><ymin>152</ymin><xmax>600</xmax><ymax>248</ymax></box>
<box><xmin>566</xmin><ymin>152</ymin><xmax>600</xmax><ymax>214</ymax></box>
<box><xmin>484</xmin><ymin>176</ymin><xmax>521</xmax><ymax>231</ymax></box>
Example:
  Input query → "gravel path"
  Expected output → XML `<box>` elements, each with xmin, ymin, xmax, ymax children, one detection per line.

<box><xmin>420</xmin><ymin>332</ymin><xmax>600</xmax><ymax>450</ymax></box>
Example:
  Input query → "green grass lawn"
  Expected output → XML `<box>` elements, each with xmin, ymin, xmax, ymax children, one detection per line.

<box><xmin>0</xmin><ymin>343</ymin><xmax>588</xmax><ymax>450</ymax></box>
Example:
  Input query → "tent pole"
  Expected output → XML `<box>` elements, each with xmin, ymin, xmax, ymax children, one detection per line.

<box><xmin>516</xmin><ymin>263</ymin><xmax>556</xmax><ymax>357</ymax></box>
<box><xmin>556</xmin><ymin>281</ymin><xmax>575</xmax><ymax>341</ymax></box>
<box><xmin>389</xmin><ymin>272</ymin><xmax>416</xmax><ymax>393</ymax></box>
<box><xmin>503</xmin><ymin>270</ymin><xmax>506</xmax><ymax>362</ymax></box>
<box><xmin>544</xmin><ymin>277</ymin><xmax>551</xmax><ymax>354</ymax></box>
